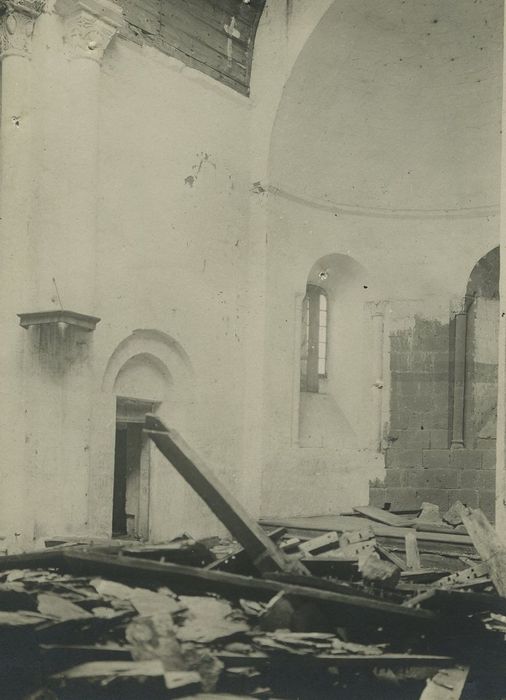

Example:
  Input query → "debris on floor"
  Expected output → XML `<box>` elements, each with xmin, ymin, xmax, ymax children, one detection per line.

<box><xmin>1</xmin><ymin>499</ymin><xmax>506</xmax><ymax>699</ymax></box>
<box><xmin>1</xmin><ymin>418</ymin><xmax>505</xmax><ymax>698</ymax></box>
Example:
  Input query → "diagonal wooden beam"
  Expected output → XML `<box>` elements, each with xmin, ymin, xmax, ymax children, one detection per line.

<box><xmin>144</xmin><ymin>415</ymin><xmax>309</xmax><ymax>576</ymax></box>
<box><xmin>62</xmin><ymin>550</ymin><xmax>436</xmax><ymax>626</ymax></box>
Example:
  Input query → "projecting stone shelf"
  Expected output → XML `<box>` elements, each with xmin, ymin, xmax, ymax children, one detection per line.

<box><xmin>17</xmin><ymin>310</ymin><xmax>101</xmax><ymax>332</ymax></box>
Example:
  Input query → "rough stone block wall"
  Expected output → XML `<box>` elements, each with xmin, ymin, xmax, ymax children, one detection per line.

<box><xmin>369</xmin><ymin>315</ymin><xmax>497</xmax><ymax>521</ymax></box>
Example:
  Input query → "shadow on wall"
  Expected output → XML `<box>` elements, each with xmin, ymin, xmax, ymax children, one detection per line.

<box><xmin>298</xmin><ymin>253</ymin><xmax>375</xmax><ymax>449</ymax></box>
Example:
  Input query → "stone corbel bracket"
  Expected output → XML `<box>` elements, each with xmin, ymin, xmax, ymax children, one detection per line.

<box><xmin>0</xmin><ymin>0</ymin><xmax>44</xmax><ymax>59</ymax></box>
<box><xmin>55</xmin><ymin>0</ymin><xmax>124</xmax><ymax>62</ymax></box>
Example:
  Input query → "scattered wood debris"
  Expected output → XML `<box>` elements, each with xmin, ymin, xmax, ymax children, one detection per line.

<box><xmin>0</xmin><ymin>501</ymin><xmax>504</xmax><ymax>698</ymax></box>
<box><xmin>0</xmin><ymin>418</ymin><xmax>505</xmax><ymax>697</ymax></box>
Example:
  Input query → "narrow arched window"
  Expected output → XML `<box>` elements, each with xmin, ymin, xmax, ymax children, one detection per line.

<box><xmin>300</xmin><ymin>284</ymin><xmax>328</xmax><ymax>392</ymax></box>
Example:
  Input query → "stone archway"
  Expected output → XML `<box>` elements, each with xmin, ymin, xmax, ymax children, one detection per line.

<box><xmin>87</xmin><ymin>330</ymin><xmax>194</xmax><ymax>538</ymax></box>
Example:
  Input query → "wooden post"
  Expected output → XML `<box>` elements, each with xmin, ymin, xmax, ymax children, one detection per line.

<box><xmin>144</xmin><ymin>415</ymin><xmax>309</xmax><ymax>576</ymax></box>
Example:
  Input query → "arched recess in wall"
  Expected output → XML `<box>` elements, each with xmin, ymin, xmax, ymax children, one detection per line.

<box><xmin>102</xmin><ymin>328</ymin><xmax>195</xmax><ymax>432</ymax></box>
<box><xmin>461</xmin><ymin>247</ymin><xmax>500</xmax><ymax>450</ymax></box>
<box><xmin>102</xmin><ymin>329</ymin><xmax>193</xmax><ymax>393</ymax></box>
<box><xmin>298</xmin><ymin>253</ymin><xmax>374</xmax><ymax>449</ymax></box>
<box><xmin>101</xmin><ymin>330</ymin><xmax>195</xmax><ymax>539</ymax></box>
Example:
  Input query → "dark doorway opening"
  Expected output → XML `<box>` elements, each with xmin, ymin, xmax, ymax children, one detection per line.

<box><xmin>112</xmin><ymin>397</ymin><xmax>157</xmax><ymax>538</ymax></box>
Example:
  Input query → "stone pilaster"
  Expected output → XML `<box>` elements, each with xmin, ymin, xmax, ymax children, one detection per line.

<box><xmin>0</xmin><ymin>0</ymin><xmax>43</xmax><ymax>550</ymax></box>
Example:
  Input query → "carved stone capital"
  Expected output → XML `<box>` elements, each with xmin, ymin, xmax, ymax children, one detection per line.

<box><xmin>56</xmin><ymin>0</ymin><xmax>123</xmax><ymax>62</ymax></box>
<box><xmin>0</xmin><ymin>0</ymin><xmax>44</xmax><ymax>59</ymax></box>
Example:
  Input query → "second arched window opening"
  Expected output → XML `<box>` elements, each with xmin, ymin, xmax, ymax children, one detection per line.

<box><xmin>300</xmin><ymin>284</ymin><xmax>328</xmax><ymax>393</ymax></box>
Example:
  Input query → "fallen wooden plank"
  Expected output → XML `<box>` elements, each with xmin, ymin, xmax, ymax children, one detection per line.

<box><xmin>144</xmin><ymin>415</ymin><xmax>308</xmax><ymax>576</ymax></box>
<box><xmin>433</xmin><ymin>561</ymin><xmax>490</xmax><ymax>589</ymax></box>
<box><xmin>62</xmin><ymin>550</ymin><xmax>437</xmax><ymax>627</ymax></box>
<box><xmin>381</xmin><ymin>541</ymin><xmax>477</xmax><ymax>561</ymax></box>
<box><xmin>0</xmin><ymin>549</ymin><xmax>65</xmax><ymax>571</ymax></box>
<box><xmin>337</xmin><ymin>540</ymin><xmax>376</xmax><ymax>560</ymax></box>
<box><xmin>218</xmin><ymin>650</ymin><xmax>454</xmax><ymax>668</ymax></box>
<box><xmin>45</xmin><ymin>536</ymin><xmax>126</xmax><ymax>548</ymax></box>
<box><xmin>122</xmin><ymin>541</ymin><xmax>215</xmax><ymax>567</ymax></box>
<box><xmin>400</xmin><ymin>569</ymin><xmax>451</xmax><ymax>583</ymax></box>
<box><xmin>262</xmin><ymin>571</ymin><xmax>390</xmax><ymax>602</ymax></box>
<box><xmin>298</xmin><ymin>531</ymin><xmax>339</xmax><ymax>555</ymax></box>
<box><xmin>410</xmin><ymin>588</ymin><xmax>506</xmax><ymax>616</ymax></box>
<box><xmin>259</xmin><ymin>528</ymin><xmax>475</xmax><ymax>560</ymax></box>
<box><xmin>376</xmin><ymin>542</ymin><xmax>407</xmax><ymax>571</ymax></box>
<box><xmin>353</xmin><ymin>505</ymin><xmax>417</xmax><ymax>527</ymax></box>
<box><xmin>420</xmin><ymin>666</ymin><xmax>469</xmax><ymax>700</ymax></box>
<box><xmin>339</xmin><ymin>527</ymin><xmax>375</xmax><ymax>545</ymax></box>
<box><xmin>458</xmin><ymin>506</ymin><xmax>506</xmax><ymax>597</ymax></box>
<box><xmin>259</xmin><ymin>516</ymin><xmax>472</xmax><ymax>546</ymax></box>
<box><xmin>414</xmin><ymin>522</ymin><xmax>468</xmax><ymax>536</ymax></box>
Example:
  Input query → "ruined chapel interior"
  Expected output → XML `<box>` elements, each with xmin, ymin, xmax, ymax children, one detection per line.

<box><xmin>0</xmin><ymin>0</ymin><xmax>504</xmax><ymax>548</ymax></box>
<box><xmin>1</xmin><ymin>0</ymin><xmax>506</xmax><ymax>697</ymax></box>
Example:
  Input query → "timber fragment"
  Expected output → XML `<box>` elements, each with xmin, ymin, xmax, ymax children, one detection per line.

<box><xmin>405</xmin><ymin>532</ymin><xmax>422</xmax><ymax>570</ymax></box>
<box><xmin>298</xmin><ymin>531</ymin><xmax>339</xmax><ymax>555</ymax></box>
<box><xmin>144</xmin><ymin>415</ymin><xmax>309</xmax><ymax>576</ymax></box>
<box><xmin>419</xmin><ymin>666</ymin><xmax>470</xmax><ymax>700</ymax></box>
<box><xmin>458</xmin><ymin>506</ymin><xmax>506</xmax><ymax>597</ymax></box>
<box><xmin>433</xmin><ymin>561</ymin><xmax>490</xmax><ymax>589</ymax></box>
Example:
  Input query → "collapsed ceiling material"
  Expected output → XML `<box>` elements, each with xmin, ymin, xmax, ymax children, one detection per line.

<box><xmin>2</xmin><ymin>417</ymin><xmax>506</xmax><ymax>697</ymax></box>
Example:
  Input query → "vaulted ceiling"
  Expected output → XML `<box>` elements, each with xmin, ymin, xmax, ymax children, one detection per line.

<box><xmin>270</xmin><ymin>0</ymin><xmax>503</xmax><ymax>214</ymax></box>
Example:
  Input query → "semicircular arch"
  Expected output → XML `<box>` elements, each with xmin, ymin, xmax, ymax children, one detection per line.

<box><xmin>102</xmin><ymin>329</ymin><xmax>193</xmax><ymax>395</ymax></box>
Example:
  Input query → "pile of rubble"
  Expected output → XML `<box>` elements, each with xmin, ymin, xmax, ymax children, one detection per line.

<box><xmin>1</xmin><ymin>416</ymin><xmax>506</xmax><ymax>698</ymax></box>
<box><xmin>1</xmin><ymin>500</ymin><xmax>506</xmax><ymax>699</ymax></box>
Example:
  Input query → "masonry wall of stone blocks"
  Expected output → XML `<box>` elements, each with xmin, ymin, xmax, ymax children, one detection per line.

<box><xmin>369</xmin><ymin>315</ymin><xmax>497</xmax><ymax>521</ymax></box>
